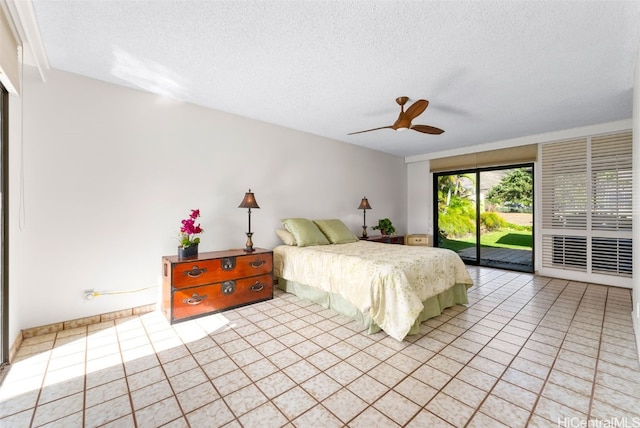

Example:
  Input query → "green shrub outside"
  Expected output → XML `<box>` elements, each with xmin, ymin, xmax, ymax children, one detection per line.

<box><xmin>480</xmin><ymin>212</ymin><xmax>505</xmax><ymax>231</ymax></box>
<box><xmin>505</xmin><ymin>222</ymin><xmax>532</xmax><ymax>232</ymax></box>
<box><xmin>439</xmin><ymin>210</ymin><xmax>533</xmax><ymax>242</ymax></box>
<box><xmin>439</xmin><ymin>211</ymin><xmax>475</xmax><ymax>238</ymax></box>
<box><xmin>438</xmin><ymin>199</ymin><xmax>475</xmax><ymax>238</ymax></box>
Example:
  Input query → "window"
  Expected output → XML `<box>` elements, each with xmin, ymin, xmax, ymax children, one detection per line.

<box><xmin>540</xmin><ymin>131</ymin><xmax>632</xmax><ymax>285</ymax></box>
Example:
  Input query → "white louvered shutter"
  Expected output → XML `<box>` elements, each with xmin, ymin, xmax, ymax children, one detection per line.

<box><xmin>540</xmin><ymin>132</ymin><xmax>632</xmax><ymax>285</ymax></box>
<box><xmin>590</xmin><ymin>132</ymin><xmax>632</xmax><ymax>276</ymax></box>
<box><xmin>541</xmin><ymin>139</ymin><xmax>588</xmax><ymax>272</ymax></box>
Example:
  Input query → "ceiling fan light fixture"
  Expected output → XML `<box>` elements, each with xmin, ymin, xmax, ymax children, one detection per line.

<box><xmin>347</xmin><ymin>96</ymin><xmax>444</xmax><ymax>136</ymax></box>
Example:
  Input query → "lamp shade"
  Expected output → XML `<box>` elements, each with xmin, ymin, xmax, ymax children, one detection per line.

<box><xmin>358</xmin><ymin>197</ymin><xmax>372</xmax><ymax>210</ymax></box>
<box><xmin>238</xmin><ymin>189</ymin><xmax>260</xmax><ymax>209</ymax></box>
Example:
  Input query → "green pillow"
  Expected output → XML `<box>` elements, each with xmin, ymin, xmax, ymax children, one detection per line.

<box><xmin>281</xmin><ymin>218</ymin><xmax>329</xmax><ymax>247</ymax></box>
<box><xmin>313</xmin><ymin>219</ymin><xmax>359</xmax><ymax>244</ymax></box>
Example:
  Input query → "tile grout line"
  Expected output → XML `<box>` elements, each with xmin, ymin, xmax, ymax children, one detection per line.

<box><xmin>521</xmin><ymin>280</ymin><xmax>594</xmax><ymax>426</ymax></box>
<box><xmin>4</xmin><ymin>268</ymin><xmax>640</xmax><ymax>427</ymax></box>
<box><xmin>128</xmin><ymin>316</ymin><xmax>161</xmax><ymax>428</ymax></box>
<box><xmin>585</xmin><ymin>285</ymin><xmax>608</xmax><ymax>422</ymax></box>
<box><xmin>82</xmin><ymin>326</ymin><xmax>89</xmax><ymax>428</ymax></box>
<box><xmin>459</xmin><ymin>274</ymin><xmax>569</xmax><ymax>427</ymax></box>
<box><xmin>26</xmin><ymin>332</ymin><xmax>56</xmax><ymax>428</ymax></box>
<box><xmin>397</xmin><ymin>271</ymin><xmax>554</xmax><ymax>426</ymax></box>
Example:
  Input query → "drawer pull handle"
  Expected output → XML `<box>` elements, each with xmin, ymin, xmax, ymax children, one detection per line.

<box><xmin>222</xmin><ymin>257</ymin><xmax>236</xmax><ymax>271</ymax></box>
<box><xmin>250</xmin><ymin>282</ymin><xmax>265</xmax><ymax>292</ymax></box>
<box><xmin>185</xmin><ymin>266</ymin><xmax>206</xmax><ymax>278</ymax></box>
<box><xmin>222</xmin><ymin>280</ymin><xmax>236</xmax><ymax>295</ymax></box>
<box><xmin>250</xmin><ymin>259</ymin><xmax>265</xmax><ymax>268</ymax></box>
<box><xmin>184</xmin><ymin>293</ymin><xmax>207</xmax><ymax>305</ymax></box>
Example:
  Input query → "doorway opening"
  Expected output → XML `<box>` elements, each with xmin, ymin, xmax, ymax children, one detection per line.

<box><xmin>434</xmin><ymin>164</ymin><xmax>534</xmax><ymax>273</ymax></box>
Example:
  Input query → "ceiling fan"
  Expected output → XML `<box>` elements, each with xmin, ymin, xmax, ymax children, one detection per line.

<box><xmin>348</xmin><ymin>96</ymin><xmax>445</xmax><ymax>136</ymax></box>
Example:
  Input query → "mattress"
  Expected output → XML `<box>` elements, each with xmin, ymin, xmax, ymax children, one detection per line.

<box><xmin>273</xmin><ymin>241</ymin><xmax>474</xmax><ymax>340</ymax></box>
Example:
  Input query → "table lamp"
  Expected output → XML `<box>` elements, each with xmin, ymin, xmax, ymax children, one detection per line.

<box><xmin>358</xmin><ymin>196</ymin><xmax>372</xmax><ymax>238</ymax></box>
<box><xmin>238</xmin><ymin>189</ymin><xmax>260</xmax><ymax>252</ymax></box>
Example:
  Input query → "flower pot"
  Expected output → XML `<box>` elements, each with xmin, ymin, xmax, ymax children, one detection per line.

<box><xmin>178</xmin><ymin>244</ymin><xmax>198</xmax><ymax>259</ymax></box>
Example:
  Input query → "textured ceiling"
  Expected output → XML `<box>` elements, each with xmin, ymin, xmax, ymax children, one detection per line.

<box><xmin>30</xmin><ymin>0</ymin><xmax>640</xmax><ymax>158</ymax></box>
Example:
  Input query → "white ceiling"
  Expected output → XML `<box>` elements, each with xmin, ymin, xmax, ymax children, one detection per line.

<box><xmin>28</xmin><ymin>0</ymin><xmax>640</xmax><ymax>158</ymax></box>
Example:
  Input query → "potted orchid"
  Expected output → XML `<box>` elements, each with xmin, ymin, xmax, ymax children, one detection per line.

<box><xmin>178</xmin><ymin>209</ymin><xmax>203</xmax><ymax>258</ymax></box>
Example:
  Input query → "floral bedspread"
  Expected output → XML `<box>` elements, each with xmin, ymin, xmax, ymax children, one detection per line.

<box><xmin>273</xmin><ymin>241</ymin><xmax>474</xmax><ymax>341</ymax></box>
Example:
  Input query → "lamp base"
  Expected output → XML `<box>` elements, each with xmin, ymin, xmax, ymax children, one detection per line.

<box><xmin>361</xmin><ymin>226</ymin><xmax>368</xmax><ymax>239</ymax></box>
<box><xmin>244</xmin><ymin>232</ymin><xmax>255</xmax><ymax>252</ymax></box>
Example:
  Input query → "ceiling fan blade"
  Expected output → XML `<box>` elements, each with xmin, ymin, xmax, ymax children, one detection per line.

<box><xmin>347</xmin><ymin>126</ymin><xmax>393</xmax><ymax>135</ymax></box>
<box><xmin>411</xmin><ymin>124</ymin><xmax>445</xmax><ymax>135</ymax></box>
<box><xmin>404</xmin><ymin>99</ymin><xmax>429</xmax><ymax>121</ymax></box>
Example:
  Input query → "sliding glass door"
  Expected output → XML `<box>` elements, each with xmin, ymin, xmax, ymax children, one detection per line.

<box><xmin>435</xmin><ymin>164</ymin><xmax>534</xmax><ymax>272</ymax></box>
<box><xmin>436</xmin><ymin>172</ymin><xmax>478</xmax><ymax>263</ymax></box>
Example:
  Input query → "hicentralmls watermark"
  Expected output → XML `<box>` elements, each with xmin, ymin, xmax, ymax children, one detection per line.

<box><xmin>558</xmin><ymin>417</ymin><xmax>640</xmax><ymax>428</ymax></box>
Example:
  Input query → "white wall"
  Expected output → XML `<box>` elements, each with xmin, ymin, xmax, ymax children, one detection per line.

<box><xmin>7</xmin><ymin>67</ymin><xmax>407</xmax><ymax>345</ymax></box>
<box><xmin>632</xmin><ymin>43</ymin><xmax>640</xmax><ymax>362</ymax></box>
<box><xmin>406</xmin><ymin>160</ymin><xmax>432</xmax><ymax>236</ymax></box>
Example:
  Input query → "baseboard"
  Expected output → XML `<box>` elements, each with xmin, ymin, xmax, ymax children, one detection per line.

<box><xmin>634</xmin><ymin>306</ymin><xmax>640</xmax><ymax>364</ymax></box>
<box><xmin>7</xmin><ymin>333</ymin><xmax>23</xmax><ymax>365</ymax></box>
<box><xmin>9</xmin><ymin>304</ymin><xmax>156</xmax><ymax>363</ymax></box>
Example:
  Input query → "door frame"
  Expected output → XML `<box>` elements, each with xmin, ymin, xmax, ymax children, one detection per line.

<box><xmin>1</xmin><ymin>85</ymin><xmax>8</xmax><ymax>366</ymax></box>
<box><xmin>433</xmin><ymin>163</ymin><xmax>534</xmax><ymax>272</ymax></box>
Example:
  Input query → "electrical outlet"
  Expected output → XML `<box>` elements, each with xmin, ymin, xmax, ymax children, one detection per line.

<box><xmin>83</xmin><ymin>289</ymin><xmax>95</xmax><ymax>301</ymax></box>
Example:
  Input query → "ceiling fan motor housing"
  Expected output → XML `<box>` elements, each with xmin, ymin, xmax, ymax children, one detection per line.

<box><xmin>348</xmin><ymin>96</ymin><xmax>444</xmax><ymax>135</ymax></box>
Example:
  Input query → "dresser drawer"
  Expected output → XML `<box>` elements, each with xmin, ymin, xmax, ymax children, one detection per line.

<box><xmin>162</xmin><ymin>248</ymin><xmax>273</xmax><ymax>324</ymax></box>
<box><xmin>406</xmin><ymin>234</ymin><xmax>431</xmax><ymax>246</ymax></box>
<box><xmin>172</xmin><ymin>253</ymin><xmax>273</xmax><ymax>288</ymax></box>
<box><xmin>171</xmin><ymin>274</ymin><xmax>273</xmax><ymax>321</ymax></box>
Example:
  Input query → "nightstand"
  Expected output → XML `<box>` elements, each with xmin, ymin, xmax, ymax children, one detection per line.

<box><xmin>362</xmin><ymin>235</ymin><xmax>405</xmax><ymax>245</ymax></box>
<box><xmin>406</xmin><ymin>234</ymin><xmax>432</xmax><ymax>246</ymax></box>
<box><xmin>161</xmin><ymin>248</ymin><xmax>273</xmax><ymax>323</ymax></box>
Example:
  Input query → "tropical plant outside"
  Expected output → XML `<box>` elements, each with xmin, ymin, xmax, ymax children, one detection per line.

<box><xmin>486</xmin><ymin>168</ymin><xmax>533</xmax><ymax>211</ymax></box>
<box><xmin>437</xmin><ymin>168</ymin><xmax>533</xmax><ymax>252</ymax></box>
<box><xmin>437</xmin><ymin>173</ymin><xmax>476</xmax><ymax>238</ymax></box>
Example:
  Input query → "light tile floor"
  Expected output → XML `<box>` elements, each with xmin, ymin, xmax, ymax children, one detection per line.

<box><xmin>1</xmin><ymin>267</ymin><xmax>640</xmax><ymax>427</ymax></box>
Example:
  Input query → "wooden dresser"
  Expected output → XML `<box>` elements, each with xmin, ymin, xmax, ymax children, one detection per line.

<box><xmin>161</xmin><ymin>248</ymin><xmax>273</xmax><ymax>323</ymax></box>
<box><xmin>362</xmin><ymin>235</ymin><xmax>405</xmax><ymax>245</ymax></box>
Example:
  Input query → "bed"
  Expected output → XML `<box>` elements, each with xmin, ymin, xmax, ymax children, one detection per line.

<box><xmin>273</xmin><ymin>218</ymin><xmax>474</xmax><ymax>341</ymax></box>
